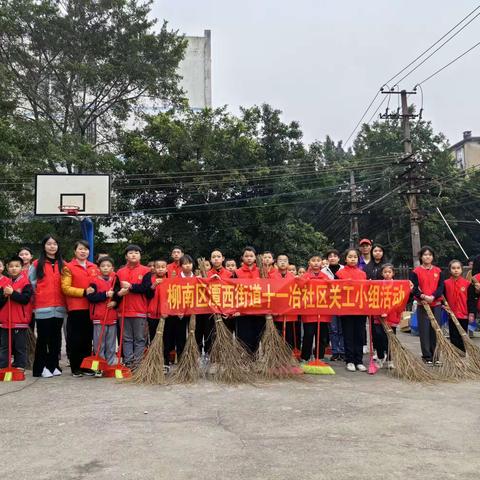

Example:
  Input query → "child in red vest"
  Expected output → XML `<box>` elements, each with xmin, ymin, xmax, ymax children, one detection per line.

<box><xmin>336</xmin><ymin>248</ymin><xmax>368</xmax><ymax>372</ymax></box>
<box><xmin>0</xmin><ymin>257</ymin><xmax>33</xmax><ymax>371</ymax></box>
<box><xmin>301</xmin><ymin>255</ymin><xmax>330</xmax><ymax>361</ymax></box>
<box><xmin>372</xmin><ymin>264</ymin><xmax>401</xmax><ymax>369</ymax></box>
<box><xmin>274</xmin><ymin>254</ymin><xmax>298</xmax><ymax>350</ymax></box>
<box><xmin>444</xmin><ymin>259</ymin><xmax>475</xmax><ymax>352</ymax></box>
<box><xmin>86</xmin><ymin>257</ymin><xmax>121</xmax><ymax>374</ymax></box>
<box><xmin>225</xmin><ymin>259</ymin><xmax>237</xmax><ymax>275</ymax></box>
<box><xmin>116</xmin><ymin>245</ymin><xmax>153</xmax><ymax>369</ymax></box>
<box><xmin>261</xmin><ymin>251</ymin><xmax>280</xmax><ymax>279</ymax></box>
<box><xmin>409</xmin><ymin>246</ymin><xmax>444</xmax><ymax>365</ymax></box>
<box><xmin>167</xmin><ymin>246</ymin><xmax>184</xmax><ymax>278</ymax></box>
<box><xmin>235</xmin><ymin>247</ymin><xmax>263</xmax><ymax>355</ymax></box>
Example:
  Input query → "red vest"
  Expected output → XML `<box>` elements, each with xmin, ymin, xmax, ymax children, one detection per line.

<box><xmin>235</xmin><ymin>264</ymin><xmax>260</xmax><ymax>279</ymax></box>
<box><xmin>0</xmin><ymin>274</ymin><xmax>31</xmax><ymax>328</ymax></box>
<box><xmin>274</xmin><ymin>271</ymin><xmax>297</xmax><ymax>323</ymax></box>
<box><xmin>336</xmin><ymin>265</ymin><xmax>367</xmax><ymax>281</ymax></box>
<box><xmin>116</xmin><ymin>264</ymin><xmax>151</xmax><ymax>318</ymax></box>
<box><xmin>301</xmin><ymin>270</ymin><xmax>331</xmax><ymax>323</ymax></box>
<box><xmin>33</xmin><ymin>259</ymin><xmax>66</xmax><ymax>310</ymax></box>
<box><xmin>64</xmin><ymin>259</ymin><xmax>100</xmax><ymax>311</ymax></box>
<box><xmin>444</xmin><ymin>276</ymin><xmax>470</xmax><ymax>319</ymax></box>
<box><xmin>412</xmin><ymin>265</ymin><xmax>442</xmax><ymax>306</ymax></box>
<box><xmin>89</xmin><ymin>274</ymin><xmax>118</xmax><ymax>325</ymax></box>
<box><xmin>207</xmin><ymin>267</ymin><xmax>232</xmax><ymax>279</ymax></box>
<box><xmin>167</xmin><ymin>262</ymin><xmax>182</xmax><ymax>278</ymax></box>
<box><xmin>147</xmin><ymin>274</ymin><xmax>165</xmax><ymax>319</ymax></box>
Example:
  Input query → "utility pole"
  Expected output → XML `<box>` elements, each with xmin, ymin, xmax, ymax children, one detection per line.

<box><xmin>349</xmin><ymin>170</ymin><xmax>359</xmax><ymax>248</ymax></box>
<box><xmin>381</xmin><ymin>88</ymin><xmax>425</xmax><ymax>266</ymax></box>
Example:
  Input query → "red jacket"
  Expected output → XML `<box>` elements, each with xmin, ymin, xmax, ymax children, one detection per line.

<box><xmin>301</xmin><ymin>270</ymin><xmax>331</xmax><ymax>323</ymax></box>
<box><xmin>116</xmin><ymin>264</ymin><xmax>152</xmax><ymax>318</ymax></box>
<box><xmin>87</xmin><ymin>274</ymin><xmax>118</xmax><ymax>325</ymax></box>
<box><xmin>207</xmin><ymin>267</ymin><xmax>232</xmax><ymax>279</ymax></box>
<box><xmin>32</xmin><ymin>259</ymin><xmax>66</xmax><ymax>310</ymax></box>
<box><xmin>411</xmin><ymin>265</ymin><xmax>443</xmax><ymax>307</ymax></box>
<box><xmin>62</xmin><ymin>259</ymin><xmax>100</xmax><ymax>311</ymax></box>
<box><xmin>274</xmin><ymin>270</ymin><xmax>297</xmax><ymax>323</ymax></box>
<box><xmin>235</xmin><ymin>264</ymin><xmax>260</xmax><ymax>279</ymax></box>
<box><xmin>444</xmin><ymin>276</ymin><xmax>473</xmax><ymax>320</ymax></box>
<box><xmin>167</xmin><ymin>262</ymin><xmax>182</xmax><ymax>278</ymax></box>
<box><xmin>335</xmin><ymin>265</ymin><xmax>367</xmax><ymax>281</ymax></box>
<box><xmin>0</xmin><ymin>274</ymin><xmax>33</xmax><ymax>328</ymax></box>
<box><xmin>147</xmin><ymin>274</ymin><xmax>166</xmax><ymax>319</ymax></box>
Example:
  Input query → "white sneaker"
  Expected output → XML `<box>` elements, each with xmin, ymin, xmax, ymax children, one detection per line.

<box><xmin>346</xmin><ymin>363</ymin><xmax>356</xmax><ymax>372</ymax></box>
<box><xmin>53</xmin><ymin>368</ymin><xmax>62</xmax><ymax>376</ymax></box>
<box><xmin>387</xmin><ymin>361</ymin><xmax>395</xmax><ymax>369</ymax></box>
<box><xmin>41</xmin><ymin>367</ymin><xmax>54</xmax><ymax>378</ymax></box>
<box><xmin>356</xmin><ymin>364</ymin><xmax>367</xmax><ymax>372</ymax></box>
<box><xmin>375</xmin><ymin>358</ymin><xmax>385</xmax><ymax>369</ymax></box>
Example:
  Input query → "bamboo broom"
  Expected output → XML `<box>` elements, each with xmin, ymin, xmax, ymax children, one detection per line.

<box><xmin>168</xmin><ymin>261</ymin><xmax>204</xmax><ymax>385</ymax></box>
<box><xmin>380</xmin><ymin>318</ymin><xmax>436</xmax><ymax>383</ymax></box>
<box><xmin>422</xmin><ymin>302</ymin><xmax>476</xmax><ymax>381</ymax></box>
<box><xmin>254</xmin><ymin>255</ymin><xmax>302</xmax><ymax>380</ymax></box>
<box><xmin>132</xmin><ymin>317</ymin><xmax>166</xmax><ymax>385</ymax></box>
<box><xmin>443</xmin><ymin>300</ymin><xmax>480</xmax><ymax>373</ymax></box>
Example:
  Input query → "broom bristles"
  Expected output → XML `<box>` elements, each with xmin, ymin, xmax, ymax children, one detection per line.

<box><xmin>443</xmin><ymin>301</ymin><xmax>480</xmax><ymax>374</ymax></box>
<box><xmin>25</xmin><ymin>328</ymin><xmax>36</xmax><ymax>370</ymax></box>
<box><xmin>380</xmin><ymin>319</ymin><xmax>436</xmax><ymax>383</ymax></box>
<box><xmin>131</xmin><ymin>317</ymin><xmax>166</xmax><ymax>385</ymax></box>
<box><xmin>255</xmin><ymin>314</ymin><xmax>302</xmax><ymax>380</ymax></box>
<box><xmin>210</xmin><ymin>314</ymin><xmax>256</xmax><ymax>384</ymax></box>
<box><xmin>168</xmin><ymin>314</ymin><xmax>201</xmax><ymax>384</ymax></box>
<box><xmin>422</xmin><ymin>303</ymin><xmax>476</xmax><ymax>381</ymax></box>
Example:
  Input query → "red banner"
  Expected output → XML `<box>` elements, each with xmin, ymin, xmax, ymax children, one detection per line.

<box><xmin>159</xmin><ymin>278</ymin><xmax>410</xmax><ymax>316</ymax></box>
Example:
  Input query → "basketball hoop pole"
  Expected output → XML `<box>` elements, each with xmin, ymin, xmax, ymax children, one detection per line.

<box><xmin>80</xmin><ymin>217</ymin><xmax>95</xmax><ymax>263</ymax></box>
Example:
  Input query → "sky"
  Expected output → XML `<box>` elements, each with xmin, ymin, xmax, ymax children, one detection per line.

<box><xmin>152</xmin><ymin>0</ymin><xmax>480</xmax><ymax>147</ymax></box>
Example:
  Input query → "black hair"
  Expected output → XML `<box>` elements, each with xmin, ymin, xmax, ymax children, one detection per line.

<box><xmin>343</xmin><ymin>248</ymin><xmax>360</xmax><ymax>260</ymax></box>
<box><xmin>172</xmin><ymin>245</ymin><xmax>184</xmax><ymax>253</ymax></box>
<box><xmin>242</xmin><ymin>246</ymin><xmax>256</xmax><ymax>256</ymax></box>
<box><xmin>381</xmin><ymin>263</ymin><xmax>395</xmax><ymax>273</ymax></box>
<box><xmin>7</xmin><ymin>256</ymin><xmax>23</xmax><ymax>266</ymax></box>
<box><xmin>124</xmin><ymin>244</ymin><xmax>142</xmax><ymax>255</ymax></box>
<box><xmin>225</xmin><ymin>258</ymin><xmax>237</xmax><ymax>264</ymax></box>
<box><xmin>37</xmin><ymin>235</ymin><xmax>64</xmax><ymax>280</ymax></box>
<box><xmin>154</xmin><ymin>259</ymin><xmax>168</xmax><ymax>265</ymax></box>
<box><xmin>325</xmin><ymin>249</ymin><xmax>340</xmax><ymax>258</ymax></box>
<box><xmin>74</xmin><ymin>239</ymin><xmax>90</xmax><ymax>251</ymax></box>
<box><xmin>418</xmin><ymin>245</ymin><xmax>435</xmax><ymax>263</ymax></box>
<box><xmin>448</xmin><ymin>259</ymin><xmax>463</xmax><ymax>271</ymax></box>
<box><xmin>97</xmin><ymin>256</ymin><xmax>115</xmax><ymax>267</ymax></box>
<box><xmin>180</xmin><ymin>254</ymin><xmax>194</xmax><ymax>266</ymax></box>
<box><xmin>210</xmin><ymin>248</ymin><xmax>224</xmax><ymax>256</ymax></box>
<box><xmin>262</xmin><ymin>251</ymin><xmax>275</xmax><ymax>258</ymax></box>
<box><xmin>472</xmin><ymin>255</ymin><xmax>480</xmax><ymax>276</ymax></box>
<box><xmin>372</xmin><ymin>244</ymin><xmax>386</xmax><ymax>263</ymax></box>
<box><xmin>18</xmin><ymin>246</ymin><xmax>33</xmax><ymax>256</ymax></box>
<box><xmin>276</xmin><ymin>253</ymin><xmax>289</xmax><ymax>260</ymax></box>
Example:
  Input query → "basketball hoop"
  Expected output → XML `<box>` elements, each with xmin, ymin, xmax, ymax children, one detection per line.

<box><xmin>59</xmin><ymin>205</ymin><xmax>80</xmax><ymax>216</ymax></box>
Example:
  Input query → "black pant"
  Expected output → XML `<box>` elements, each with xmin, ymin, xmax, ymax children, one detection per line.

<box><xmin>448</xmin><ymin>317</ymin><xmax>468</xmax><ymax>352</ymax></box>
<box><xmin>341</xmin><ymin>315</ymin><xmax>367</xmax><ymax>365</ymax></box>
<box><xmin>236</xmin><ymin>315</ymin><xmax>265</xmax><ymax>355</ymax></box>
<box><xmin>148</xmin><ymin>318</ymin><xmax>159</xmax><ymax>343</ymax></box>
<box><xmin>0</xmin><ymin>328</ymin><xmax>27</xmax><ymax>369</ymax></box>
<box><xmin>373</xmin><ymin>323</ymin><xmax>388</xmax><ymax>360</ymax></box>
<box><xmin>33</xmin><ymin>317</ymin><xmax>64</xmax><ymax>376</ymax></box>
<box><xmin>417</xmin><ymin>305</ymin><xmax>442</xmax><ymax>360</ymax></box>
<box><xmin>66</xmin><ymin>310</ymin><xmax>93</xmax><ymax>373</ymax></box>
<box><xmin>195</xmin><ymin>314</ymin><xmax>214</xmax><ymax>354</ymax></box>
<box><xmin>301</xmin><ymin>322</ymin><xmax>329</xmax><ymax>361</ymax></box>
<box><xmin>164</xmin><ymin>316</ymin><xmax>189</xmax><ymax>361</ymax></box>
<box><xmin>274</xmin><ymin>321</ymin><xmax>296</xmax><ymax>350</ymax></box>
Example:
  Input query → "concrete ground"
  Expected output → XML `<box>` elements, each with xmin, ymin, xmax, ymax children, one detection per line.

<box><xmin>1</xmin><ymin>332</ymin><xmax>480</xmax><ymax>480</ymax></box>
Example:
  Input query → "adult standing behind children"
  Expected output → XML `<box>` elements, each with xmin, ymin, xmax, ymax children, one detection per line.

<box><xmin>61</xmin><ymin>240</ymin><xmax>99</xmax><ymax>377</ymax></box>
<box><xmin>30</xmin><ymin>235</ymin><xmax>66</xmax><ymax>378</ymax></box>
<box><xmin>167</xmin><ymin>246</ymin><xmax>184</xmax><ymax>278</ymax></box>
<box><xmin>364</xmin><ymin>244</ymin><xmax>386</xmax><ymax>280</ymax></box>
<box><xmin>358</xmin><ymin>238</ymin><xmax>372</xmax><ymax>271</ymax></box>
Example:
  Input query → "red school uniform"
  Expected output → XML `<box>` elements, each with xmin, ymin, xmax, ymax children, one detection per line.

<box><xmin>147</xmin><ymin>273</ymin><xmax>166</xmax><ymax>320</ymax></box>
<box><xmin>167</xmin><ymin>262</ymin><xmax>182</xmax><ymax>278</ymax></box>
<box><xmin>411</xmin><ymin>265</ymin><xmax>443</xmax><ymax>307</ymax></box>
<box><xmin>235</xmin><ymin>263</ymin><xmax>260</xmax><ymax>279</ymax></box>
<box><xmin>0</xmin><ymin>273</ymin><xmax>32</xmax><ymax>328</ymax></box>
<box><xmin>444</xmin><ymin>276</ymin><xmax>473</xmax><ymax>320</ymax></box>
<box><xmin>32</xmin><ymin>259</ymin><xmax>66</xmax><ymax>310</ymax></box>
<box><xmin>207</xmin><ymin>267</ymin><xmax>233</xmax><ymax>280</ymax></box>
<box><xmin>88</xmin><ymin>274</ymin><xmax>118</xmax><ymax>325</ymax></box>
<box><xmin>116</xmin><ymin>263</ymin><xmax>152</xmax><ymax>318</ymax></box>
<box><xmin>301</xmin><ymin>270</ymin><xmax>331</xmax><ymax>323</ymax></box>
<box><xmin>62</xmin><ymin>259</ymin><xmax>100</xmax><ymax>311</ymax></box>
<box><xmin>335</xmin><ymin>265</ymin><xmax>367</xmax><ymax>281</ymax></box>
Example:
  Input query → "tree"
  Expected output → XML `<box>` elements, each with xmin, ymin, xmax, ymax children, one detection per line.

<box><xmin>0</xmin><ymin>0</ymin><xmax>186</xmax><ymax>171</ymax></box>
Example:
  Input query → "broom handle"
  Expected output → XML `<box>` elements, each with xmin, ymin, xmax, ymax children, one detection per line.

<box><xmin>421</xmin><ymin>301</ymin><xmax>443</xmax><ymax>334</ymax></box>
<box><xmin>293</xmin><ymin>319</ymin><xmax>298</xmax><ymax>350</ymax></box>
<box><xmin>368</xmin><ymin>316</ymin><xmax>374</xmax><ymax>361</ymax></box>
<box><xmin>7</xmin><ymin>298</ymin><xmax>12</xmax><ymax>369</ymax></box>
<box><xmin>95</xmin><ymin>276</ymin><xmax>116</xmax><ymax>357</ymax></box>
<box><xmin>116</xmin><ymin>298</ymin><xmax>126</xmax><ymax>366</ymax></box>
<box><xmin>283</xmin><ymin>318</ymin><xmax>286</xmax><ymax>341</ymax></box>
<box><xmin>443</xmin><ymin>299</ymin><xmax>469</xmax><ymax>339</ymax></box>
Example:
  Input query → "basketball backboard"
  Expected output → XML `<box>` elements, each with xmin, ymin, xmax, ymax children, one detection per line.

<box><xmin>35</xmin><ymin>174</ymin><xmax>111</xmax><ymax>216</ymax></box>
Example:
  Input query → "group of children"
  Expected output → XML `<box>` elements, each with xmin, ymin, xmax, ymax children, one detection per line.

<box><xmin>0</xmin><ymin>235</ymin><xmax>478</xmax><ymax>379</ymax></box>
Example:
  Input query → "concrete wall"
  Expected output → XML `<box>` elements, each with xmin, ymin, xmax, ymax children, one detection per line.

<box><xmin>464</xmin><ymin>141</ymin><xmax>480</xmax><ymax>170</ymax></box>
